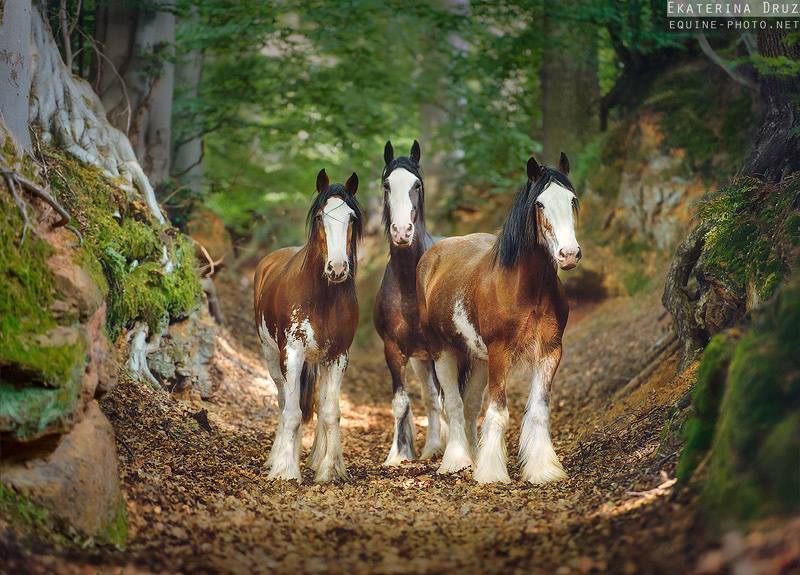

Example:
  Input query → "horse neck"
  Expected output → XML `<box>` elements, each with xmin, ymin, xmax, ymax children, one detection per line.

<box><xmin>300</xmin><ymin>243</ymin><xmax>356</xmax><ymax>302</ymax></box>
<box><xmin>388</xmin><ymin>225</ymin><xmax>430</xmax><ymax>284</ymax></box>
<box><xmin>499</xmin><ymin>246</ymin><xmax>559</xmax><ymax>302</ymax></box>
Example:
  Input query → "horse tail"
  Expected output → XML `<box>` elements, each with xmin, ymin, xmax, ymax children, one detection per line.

<box><xmin>299</xmin><ymin>362</ymin><xmax>317</xmax><ymax>423</ymax></box>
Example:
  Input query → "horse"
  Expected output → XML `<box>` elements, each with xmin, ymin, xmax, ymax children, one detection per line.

<box><xmin>373</xmin><ymin>140</ymin><xmax>446</xmax><ymax>465</ymax></box>
<box><xmin>416</xmin><ymin>153</ymin><xmax>581</xmax><ymax>484</ymax></box>
<box><xmin>254</xmin><ymin>169</ymin><xmax>362</xmax><ymax>482</ymax></box>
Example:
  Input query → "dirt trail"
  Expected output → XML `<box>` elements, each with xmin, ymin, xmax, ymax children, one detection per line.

<box><xmin>5</xmin><ymin>285</ymin><xmax>718</xmax><ymax>574</ymax></box>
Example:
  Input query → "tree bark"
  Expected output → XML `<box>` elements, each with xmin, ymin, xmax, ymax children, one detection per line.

<box><xmin>0</xmin><ymin>0</ymin><xmax>34</xmax><ymax>152</ymax></box>
<box><xmin>539</xmin><ymin>14</ymin><xmax>599</xmax><ymax>160</ymax></box>
<box><xmin>93</xmin><ymin>0</ymin><xmax>175</xmax><ymax>186</ymax></box>
<box><xmin>170</xmin><ymin>7</ymin><xmax>203</xmax><ymax>196</ymax></box>
<box><xmin>743</xmin><ymin>30</ymin><xmax>800</xmax><ymax>182</ymax></box>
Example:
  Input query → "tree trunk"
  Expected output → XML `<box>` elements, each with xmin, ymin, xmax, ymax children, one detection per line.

<box><xmin>0</xmin><ymin>0</ymin><xmax>34</xmax><ymax>152</ymax></box>
<box><xmin>93</xmin><ymin>0</ymin><xmax>175</xmax><ymax>186</ymax></box>
<box><xmin>743</xmin><ymin>30</ymin><xmax>800</xmax><ymax>182</ymax></box>
<box><xmin>170</xmin><ymin>7</ymin><xmax>203</xmax><ymax>196</ymax></box>
<box><xmin>539</xmin><ymin>16</ymin><xmax>599</xmax><ymax>160</ymax></box>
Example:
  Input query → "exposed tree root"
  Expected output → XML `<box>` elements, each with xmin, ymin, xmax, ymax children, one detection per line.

<box><xmin>126</xmin><ymin>322</ymin><xmax>165</xmax><ymax>388</ymax></box>
<box><xmin>29</xmin><ymin>5</ymin><xmax>165</xmax><ymax>225</ymax></box>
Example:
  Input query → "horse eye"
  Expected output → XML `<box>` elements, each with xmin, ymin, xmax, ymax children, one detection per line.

<box><xmin>536</xmin><ymin>201</ymin><xmax>544</xmax><ymax>209</ymax></box>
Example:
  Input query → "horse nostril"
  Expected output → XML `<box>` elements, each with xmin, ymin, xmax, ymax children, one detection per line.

<box><xmin>558</xmin><ymin>248</ymin><xmax>566</xmax><ymax>259</ymax></box>
<box><xmin>390</xmin><ymin>223</ymin><xmax>399</xmax><ymax>234</ymax></box>
<box><xmin>576</xmin><ymin>248</ymin><xmax>582</xmax><ymax>260</ymax></box>
<box><xmin>405</xmin><ymin>223</ymin><xmax>413</xmax><ymax>234</ymax></box>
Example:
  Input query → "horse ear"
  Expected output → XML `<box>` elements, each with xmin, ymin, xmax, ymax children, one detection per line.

<box><xmin>345</xmin><ymin>172</ymin><xmax>359</xmax><ymax>196</ymax></box>
<box><xmin>527</xmin><ymin>156</ymin><xmax>542</xmax><ymax>182</ymax></box>
<box><xmin>384</xmin><ymin>140</ymin><xmax>394</xmax><ymax>165</ymax></box>
<box><xmin>559</xmin><ymin>152</ymin><xmax>570</xmax><ymax>175</ymax></box>
<box><xmin>410</xmin><ymin>140</ymin><xmax>421</xmax><ymax>164</ymax></box>
<box><xmin>315</xmin><ymin>168</ymin><xmax>330</xmax><ymax>194</ymax></box>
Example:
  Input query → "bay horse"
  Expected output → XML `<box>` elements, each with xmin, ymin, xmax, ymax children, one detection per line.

<box><xmin>417</xmin><ymin>154</ymin><xmax>581</xmax><ymax>483</ymax></box>
<box><xmin>254</xmin><ymin>169</ymin><xmax>362</xmax><ymax>482</ymax></box>
<box><xmin>374</xmin><ymin>140</ymin><xmax>445</xmax><ymax>465</ymax></box>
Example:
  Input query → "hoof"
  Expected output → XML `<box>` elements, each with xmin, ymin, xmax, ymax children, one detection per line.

<box><xmin>383</xmin><ymin>446</ymin><xmax>415</xmax><ymax>467</ymax></box>
<box><xmin>267</xmin><ymin>464</ymin><xmax>302</xmax><ymax>482</ymax></box>
<box><xmin>419</xmin><ymin>441</ymin><xmax>444</xmax><ymax>461</ymax></box>
<box><xmin>315</xmin><ymin>460</ymin><xmax>349</xmax><ymax>483</ymax></box>
<box><xmin>522</xmin><ymin>461</ymin><xmax>567</xmax><ymax>484</ymax></box>
<box><xmin>473</xmin><ymin>466</ymin><xmax>511</xmax><ymax>484</ymax></box>
<box><xmin>437</xmin><ymin>443</ymin><xmax>472</xmax><ymax>474</ymax></box>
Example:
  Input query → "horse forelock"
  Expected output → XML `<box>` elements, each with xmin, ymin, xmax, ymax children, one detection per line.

<box><xmin>304</xmin><ymin>184</ymin><xmax>363</xmax><ymax>275</ymax></box>
<box><xmin>492</xmin><ymin>167</ymin><xmax>576</xmax><ymax>268</ymax></box>
<box><xmin>382</xmin><ymin>157</ymin><xmax>425</xmax><ymax>235</ymax></box>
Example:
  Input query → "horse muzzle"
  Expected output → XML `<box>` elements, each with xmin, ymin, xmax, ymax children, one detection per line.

<box><xmin>325</xmin><ymin>261</ymin><xmax>350</xmax><ymax>283</ymax></box>
<box><xmin>556</xmin><ymin>247</ymin><xmax>582</xmax><ymax>270</ymax></box>
<box><xmin>390</xmin><ymin>222</ymin><xmax>414</xmax><ymax>247</ymax></box>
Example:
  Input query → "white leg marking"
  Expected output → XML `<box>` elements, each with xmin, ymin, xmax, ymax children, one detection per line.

<box><xmin>462</xmin><ymin>360</ymin><xmax>487</xmax><ymax>458</ymax></box>
<box><xmin>267</xmin><ymin>342</ymin><xmax>304</xmax><ymax>481</ymax></box>
<box><xmin>435</xmin><ymin>351</ymin><xmax>472</xmax><ymax>474</ymax></box>
<box><xmin>410</xmin><ymin>358</ymin><xmax>446</xmax><ymax>460</ymax></box>
<box><xmin>383</xmin><ymin>389</ymin><xmax>416</xmax><ymax>466</ymax></box>
<box><xmin>520</xmin><ymin>355</ymin><xmax>567</xmax><ymax>483</ymax></box>
<box><xmin>473</xmin><ymin>402</ymin><xmax>510</xmax><ymax>484</ymax></box>
<box><xmin>308</xmin><ymin>411</ymin><xmax>326</xmax><ymax>472</ymax></box>
<box><xmin>314</xmin><ymin>355</ymin><xmax>349</xmax><ymax>482</ymax></box>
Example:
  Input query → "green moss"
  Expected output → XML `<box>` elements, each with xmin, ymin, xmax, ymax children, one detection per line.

<box><xmin>46</xmin><ymin>149</ymin><xmax>202</xmax><ymax>338</ymax></box>
<box><xmin>695</xmin><ymin>269</ymin><xmax>800</xmax><ymax>522</ymax></box>
<box><xmin>0</xmin><ymin>483</ymin><xmax>49</xmax><ymax>529</ymax></box>
<box><xmin>102</xmin><ymin>499</ymin><xmax>128</xmax><ymax>548</ymax></box>
<box><xmin>699</xmin><ymin>174</ymin><xmax>800</xmax><ymax>302</ymax></box>
<box><xmin>677</xmin><ymin>334</ymin><xmax>736</xmax><ymax>481</ymax></box>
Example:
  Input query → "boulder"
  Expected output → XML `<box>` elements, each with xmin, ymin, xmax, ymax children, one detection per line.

<box><xmin>0</xmin><ymin>401</ymin><xmax>125</xmax><ymax>540</ymax></box>
<box><xmin>148</xmin><ymin>306</ymin><xmax>217</xmax><ymax>397</ymax></box>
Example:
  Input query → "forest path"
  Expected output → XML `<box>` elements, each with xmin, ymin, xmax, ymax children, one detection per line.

<box><xmin>13</xmin><ymin>286</ymin><xmax>709</xmax><ymax>574</ymax></box>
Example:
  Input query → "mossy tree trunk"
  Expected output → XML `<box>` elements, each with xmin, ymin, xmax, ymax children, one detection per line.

<box><xmin>743</xmin><ymin>30</ymin><xmax>800</xmax><ymax>182</ymax></box>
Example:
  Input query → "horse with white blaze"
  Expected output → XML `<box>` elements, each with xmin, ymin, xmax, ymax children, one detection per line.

<box><xmin>254</xmin><ymin>169</ymin><xmax>362</xmax><ymax>482</ymax></box>
<box><xmin>373</xmin><ymin>140</ymin><xmax>446</xmax><ymax>465</ymax></box>
<box><xmin>417</xmin><ymin>154</ymin><xmax>581</xmax><ymax>483</ymax></box>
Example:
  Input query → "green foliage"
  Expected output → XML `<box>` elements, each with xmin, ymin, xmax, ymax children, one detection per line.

<box><xmin>46</xmin><ymin>151</ymin><xmax>201</xmax><ymax>338</ymax></box>
<box><xmin>0</xmin><ymin>484</ymin><xmax>48</xmax><ymax>529</ymax></box>
<box><xmin>698</xmin><ymin>270</ymin><xmax>800</xmax><ymax>521</ymax></box>
<box><xmin>699</xmin><ymin>174</ymin><xmax>800</xmax><ymax>302</ymax></box>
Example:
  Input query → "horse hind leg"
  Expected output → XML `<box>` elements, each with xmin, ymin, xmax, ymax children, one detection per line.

<box><xmin>314</xmin><ymin>355</ymin><xmax>349</xmax><ymax>482</ymax></box>
<box><xmin>268</xmin><ymin>343</ymin><xmax>304</xmax><ymax>481</ymax></box>
<box><xmin>463</xmin><ymin>360</ymin><xmax>487</xmax><ymax>459</ymax></box>
<box><xmin>519</xmin><ymin>348</ymin><xmax>567</xmax><ymax>484</ymax></box>
<box><xmin>436</xmin><ymin>351</ymin><xmax>473</xmax><ymax>474</ymax></box>
<box><xmin>410</xmin><ymin>358</ymin><xmax>446</xmax><ymax>460</ymax></box>
<box><xmin>383</xmin><ymin>341</ymin><xmax>417</xmax><ymax>466</ymax></box>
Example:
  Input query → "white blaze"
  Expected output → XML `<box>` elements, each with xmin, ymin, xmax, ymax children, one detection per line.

<box><xmin>537</xmin><ymin>181</ymin><xmax>578</xmax><ymax>259</ymax></box>
<box><xmin>321</xmin><ymin>197</ymin><xmax>355</xmax><ymax>273</ymax></box>
<box><xmin>386</xmin><ymin>168</ymin><xmax>418</xmax><ymax>237</ymax></box>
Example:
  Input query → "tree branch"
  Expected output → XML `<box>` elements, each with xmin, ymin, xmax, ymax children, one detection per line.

<box><xmin>697</xmin><ymin>32</ymin><xmax>757</xmax><ymax>91</ymax></box>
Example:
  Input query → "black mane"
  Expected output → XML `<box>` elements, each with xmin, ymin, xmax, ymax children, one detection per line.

<box><xmin>382</xmin><ymin>156</ymin><xmax>425</xmax><ymax>236</ymax></box>
<box><xmin>305</xmin><ymin>183</ymin><xmax>364</xmax><ymax>274</ymax></box>
<box><xmin>492</xmin><ymin>166</ymin><xmax>576</xmax><ymax>268</ymax></box>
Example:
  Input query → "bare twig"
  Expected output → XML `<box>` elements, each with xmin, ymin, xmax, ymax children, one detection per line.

<box><xmin>0</xmin><ymin>168</ymin><xmax>83</xmax><ymax>246</ymax></box>
<box><xmin>76</xmin><ymin>27</ymin><xmax>132</xmax><ymax>133</ymax></box>
<box><xmin>2</xmin><ymin>171</ymin><xmax>32</xmax><ymax>245</ymax></box>
<box><xmin>59</xmin><ymin>0</ymin><xmax>73</xmax><ymax>69</ymax></box>
<box><xmin>697</xmin><ymin>32</ymin><xmax>757</xmax><ymax>91</ymax></box>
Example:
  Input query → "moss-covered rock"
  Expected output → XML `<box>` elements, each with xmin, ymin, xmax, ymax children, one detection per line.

<box><xmin>45</xmin><ymin>149</ymin><xmax>202</xmax><ymax>339</ymax></box>
<box><xmin>679</xmin><ymin>268</ymin><xmax>800</xmax><ymax>522</ymax></box>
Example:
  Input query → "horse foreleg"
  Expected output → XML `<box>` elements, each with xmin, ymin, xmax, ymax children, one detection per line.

<box><xmin>474</xmin><ymin>346</ymin><xmax>511</xmax><ymax>484</ymax></box>
<box><xmin>314</xmin><ymin>355</ymin><xmax>349</xmax><ymax>482</ymax></box>
<box><xmin>519</xmin><ymin>346</ymin><xmax>567</xmax><ymax>484</ymax></box>
<box><xmin>383</xmin><ymin>341</ymin><xmax>416</xmax><ymax>466</ymax></box>
<box><xmin>436</xmin><ymin>351</ymin><xmax>472</xmax><ymax>474</ymax></box>
<box><xmin>268</xmin><ymin>344</ymin><xmax>304</xmax><ymax>481</ymax></box>
<box><xmin>462</xmin><ymin>360</ymin><xmax>487</xmax><ymax>459</ymax></box>
<box><xmin>410</xmin><ymin>358</ymin><xmax>446</xmax><ymax>460</ymax></box>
